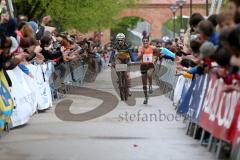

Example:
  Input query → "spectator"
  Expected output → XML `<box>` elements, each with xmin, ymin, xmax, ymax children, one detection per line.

<box><xmin>40</xmin><ymin>34</ymin><xmax>63</xmax><ymax>61</ymax></box>
<box><xmin>208</xmin><ymin>14</ymin><xmax>218</xmax><ymax>28</ymax></box>
<box><xmin>217</xmin><ymin>12</ymin><xmax>236</xmax><ymax>31</ymax></box>
<box><xmin>198</xmin><ymin>20</ymin><xmax>219</xmax><ymax>46</ymax></box>
<box><xmin>184</xmin><ymin>13</ymin><xmax>204</xmax><ymax>53</ymax></box>
<box><xmin>0</xmin><ymin>9</ymin><xmax>17</xmax><ymax>37</ymax></box>
<box><xmin>36</xmin><ymin>16</ymin><xmax>52</xmax><ymax>40</ymax></box>
<box><xmin>229</xmin><ymin>0</ymin><xmax>240</xmax><ymax>23</ymax></box>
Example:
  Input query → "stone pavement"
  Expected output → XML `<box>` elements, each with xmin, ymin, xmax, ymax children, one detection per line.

<box><xmin>0</xmin><ymin>69</ymin><xmax>216</xmax><ymax>160</ymax></box>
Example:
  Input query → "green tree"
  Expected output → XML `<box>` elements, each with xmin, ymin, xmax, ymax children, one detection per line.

<box><xmin>163</xmin><ymin>16</ymin><xmax>189</xmax><ymax>33</ymax></box>
<box><xmin>13</xmin><ymin>0</ymin><xmax>51</xmax><ymax>20</ymax></box>
<box><xmin>13</xmin><ymin>0</ymin><xmax>136</xmax><ymax>32</ymax></box>
<box><xmin>111</xmin><ymin>16</ymin><xmax>143</xmax><ymax>40</ymax></box>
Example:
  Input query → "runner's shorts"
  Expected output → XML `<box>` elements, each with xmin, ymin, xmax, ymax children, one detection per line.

<box><xmin>140</xmin><ymin>63</ymin><xmax>155</xmax><ymax>74</ymax></box>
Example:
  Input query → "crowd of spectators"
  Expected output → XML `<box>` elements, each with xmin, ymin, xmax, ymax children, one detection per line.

<box><xmin>147</xmin><ymin>1</ymin><xmax>240</xmax><ymax>93</ymax></box>
<box><xmin>0</xmin><ymin>6</ymin><xmax>109</xmax><ymax>88</ymax></box>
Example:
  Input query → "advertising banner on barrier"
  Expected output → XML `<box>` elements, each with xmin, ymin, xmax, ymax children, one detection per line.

<box><xmin>28</xmin><ymin>64</ymin><xmax>52</xmax><ymax>110</ymax></box>
<box><xmin>231</xmin><ymin>102</ymin><xmax>240</xmax><ymax>150</ymax></box>
<box><xmin>178</xmin><ymin>77</ymin><xmax>192</xmax><ymax>110</ymax></box>
<box><xmin>231</xmin><ymin>103</ymin><xmax>240</xmax><ymax>160</ymax></box>
<box><xmin>7</xmin><ymin>67</ymin><xmax>37</xmax><ymax>127</ymax></box>
<box><xmin>174</xmin><ymin>75</ymin><xmax>187</xmax><ymax>106</ymax></box>
<box><xmin>200</xmin><ymin>74</ymin><xmax>240</xmax><ymax>143</ymax></box>
<box><xmin>177</xmin><ymin>77</ymin><xmax>196</xmax><ymax>114</ymax></box>
<box><xmin>188</xmin><ymin>74</ymin><xmax>210</xmax><ymax>123</ymax></box>
<box><xmin>0</xmin><ymin>69</ymin><xmax>14</xmax><ymax>130</ymax></box>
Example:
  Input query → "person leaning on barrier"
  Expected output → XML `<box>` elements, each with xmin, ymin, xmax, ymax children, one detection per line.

<box><xmin>40</xmin><ymin>33</ymin><xmax>66</xmax><ymax>80</ymax></box>
<box><xmin>18</xmin><ymin>37</ymin><xmax>44</xmax><ymax>78</ymax></box>
<box><xmin>40</xmin><ymin>34</ymin><xmax>64</xmax><ymax>62</ymax></box>
<box><xmin>225</xmin><ymin>26</ymin><xmax>240</xmax><ymax>92</ymax></box>
<box><xmin>1</xmin><ymin>35</ymin><xmax>28</xmax><ymax>69</ymax></box>
<box><xmin>58</xmin><ymin>33</ymin><xmax>81</xmax><ymax>63</ymax></box>
<box><xmin>0</xmin><ymin>35</ymin><xmax>28</xmax><ymax>87</ymax></box>
<box><xmin>198</xmin><ymin>20</ymin><xmax>219</xmax><ymax>46</ymax></box>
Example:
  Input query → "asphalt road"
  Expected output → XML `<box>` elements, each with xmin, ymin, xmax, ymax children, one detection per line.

<box><xmin>0</xmin><ymin>68</ymin><xmax>216</xmax><ymax>160</ymax></box>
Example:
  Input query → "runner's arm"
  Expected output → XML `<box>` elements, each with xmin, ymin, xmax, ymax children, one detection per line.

<box><xmin>137</xmin><ymin>46</ymin><xmax>143</xmax><ymax>61</ymax></box>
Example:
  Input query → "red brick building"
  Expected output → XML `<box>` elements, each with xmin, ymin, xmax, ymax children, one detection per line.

<box><xmin>102</xmin><ymin>0</ymin><xmax>208</xmax><ymax>44</ymax></box>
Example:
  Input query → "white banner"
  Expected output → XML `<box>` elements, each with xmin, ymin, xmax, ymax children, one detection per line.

<box><xmin>28</xmin><ymin>64</ymin><xmax>52</xmax><ymax>110</ymax></box>
<box><xmin>7</xmin><ymin>63</ymin><xmax>53</xmax><ymax>128</ymax></box>
<box><xmin>7</xmin><ymin>67</ymin><xmax>37</xmax><ymax>127</ymax></box>
<box><xmin>173</xmin><ymin>75</ymin><xmax>187</xmax><ymax>105</ymax></box>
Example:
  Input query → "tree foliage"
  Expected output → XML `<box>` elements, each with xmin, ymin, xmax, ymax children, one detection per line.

<box><xmin>111</xmin><ymin>17</ymin><xmax>143</xmax><ymax>39</ymax></box>
<box><xmin>163</xmin><ymin>16</ymin><xmax>189</xmax><ymax>33</ymax></box>
<box><xmin>13</xmin><ymin>0</ymin><xmax>136</xmax><ymax>32</ymax></box>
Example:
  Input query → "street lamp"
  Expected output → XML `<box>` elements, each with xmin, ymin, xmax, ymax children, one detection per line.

<box><xmin>190</xmin><ymin>0</ymin><xmax>192</xmax><ymax>16</ymax></box>
<box><xmin>206</xmin><ymin>0</ymin><xmax>209</xmax><ymax>16</ymax></box>
<box><xmin>170</xmin><ymin>5</ymin><xmax>178</xmax><ymax>39</ymax></box>
<box><xmin>176</xmin><ymin>0</ymin><xmax>185</xmax><ymax>30</ymax></box>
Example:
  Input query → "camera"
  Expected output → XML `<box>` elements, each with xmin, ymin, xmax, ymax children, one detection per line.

<box><xmin>53</xmin><ymin>41</ymin><xmax>61</xmax><ymax>51</ymax></box>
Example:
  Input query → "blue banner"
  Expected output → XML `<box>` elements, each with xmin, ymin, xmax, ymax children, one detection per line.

<box><xmin>189</xmin><ymin>74</ymin><xmax>210</xmax><ymax>123</ymax></box>
<box><xmin>177</xmin><ymin>78</ymin><xmax>194</xmax><ymax>114</ymax></box>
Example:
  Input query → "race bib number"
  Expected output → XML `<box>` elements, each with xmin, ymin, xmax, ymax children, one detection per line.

<box><xmin>115</xmin><ymin>64</ymin><xmax>128</xmax><ymax>72</ymax></box>
<box><xmin>143</xmin><ymin>54</ymin><xmax>153</xmax><ymax>63</ymax></box>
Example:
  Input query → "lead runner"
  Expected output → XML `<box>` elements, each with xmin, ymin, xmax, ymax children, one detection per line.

<box><xmin>137</xmin><ymin>36</ymin><xmax>160</xmax><ymax>104</ymax></box>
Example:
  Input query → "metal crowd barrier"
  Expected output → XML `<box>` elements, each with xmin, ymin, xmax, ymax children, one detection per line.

<box><xmin>156</xmin><ymin>59</ymin><xmax>178</xmax><ymax>100</ymax></box>
<box><xmin>49</xmin><ymin>60</ymin><xmax>89</xmax><ymax>100</ymax></box>
<box><xmin>64</xmin><ymin>63</ymin><xmax>88</xmax><ymax>87</ymax></box>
